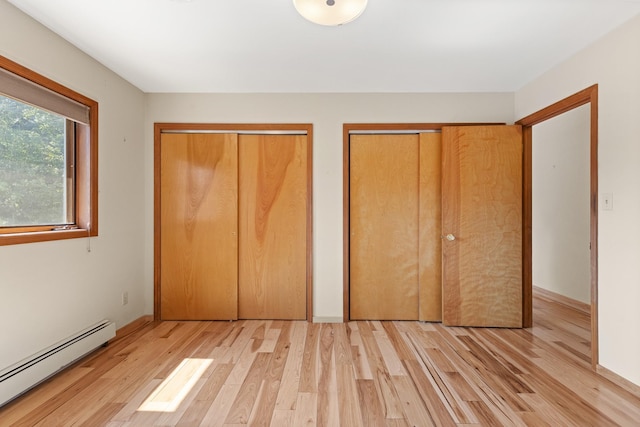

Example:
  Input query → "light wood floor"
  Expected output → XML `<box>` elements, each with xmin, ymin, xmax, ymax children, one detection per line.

<box><xmin>1</xmin><ymin>295</ymin><xmax>640</xmax><ymax>426</ymax></box>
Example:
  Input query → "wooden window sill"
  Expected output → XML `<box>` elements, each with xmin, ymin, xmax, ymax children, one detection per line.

<box><xmin>0</xmin><ymin>228</ymin><xmax>96</xmax><ymax>246</ymax></box>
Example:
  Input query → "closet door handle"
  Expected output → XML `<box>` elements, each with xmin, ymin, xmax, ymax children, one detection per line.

<box><xmin>442</xmin><ymin>234</ymin><xmax>456</xmax><ymax>241</ymax></box>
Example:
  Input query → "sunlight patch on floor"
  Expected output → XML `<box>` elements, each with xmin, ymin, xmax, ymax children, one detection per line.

<box><xmin>138</xmin><ymin>358</ymin><xmax>212</xmax><ymax>412</ymax></box>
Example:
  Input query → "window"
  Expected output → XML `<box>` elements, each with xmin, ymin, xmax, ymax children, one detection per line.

<box><xmin>0</xmin><ymin>55</ymin><xmax>98</xmax><ymax>245</ymax></box>
<box><xmin>0</xmin><ymin>96</ymin><xmax>73</xmax><ymax>227</ymax></box>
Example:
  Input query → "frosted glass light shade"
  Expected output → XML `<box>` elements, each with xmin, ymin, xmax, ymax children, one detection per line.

<box><xmin>293</xmin><ymin>0</ymin><xmax>368</xmax><ymax>26</ymax></box>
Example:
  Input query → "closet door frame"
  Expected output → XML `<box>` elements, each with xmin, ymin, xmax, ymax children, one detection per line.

<box><xmin>154</xmin><ymin>123</ymin><xmax>314</xmax><ymax>321</ymax></box>
<box><xmin>342</xmin><ymin>123</ymin><xmax>504</xmax><ymax>322</ymax></box>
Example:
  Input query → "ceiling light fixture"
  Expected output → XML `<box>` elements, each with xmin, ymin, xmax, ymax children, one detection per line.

<box><xmin>293</xmin><ymin>0</ymin><xmax>368</xmax><ymax>26</ymax></box>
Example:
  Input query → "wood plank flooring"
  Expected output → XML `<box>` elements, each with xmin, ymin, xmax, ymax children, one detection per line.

<box><xmin>1</xmin><ymin>295</ymin><xmax>640</xmax><ymax>426</ymax></box>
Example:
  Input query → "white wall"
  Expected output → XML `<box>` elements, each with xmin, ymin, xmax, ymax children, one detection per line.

<box><xmin>532</xmin><ymin>104</ymin><xmax>591</xmax><ymax>303</ymax></box>
<box><xmin>516</xmin><ymin>14</ymin><xmax>640</xmax><ymax>386</ymax></box>
<box><xmin>145</xmin><ymin>93</ymin><xmax>515</xmax><ymax>321</ymax></box>
<box><xmin>0</xmin><ymin>1</ymin><xmax>146</xmax><ymax>369</ymax></box>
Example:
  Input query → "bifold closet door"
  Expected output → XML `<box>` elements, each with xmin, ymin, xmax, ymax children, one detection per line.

<box><xmin>160</xmin><ymin>133</ymin><xmax>239</xmax><ymax>320</ymax></box>
<box><xmin>441</xmin><ymin>125</ymin><xmax>523</xmax><ymax>327</ymax></box>
<box><xmin>350</xmin><ymin>134</ymin><xmax>419</xmax><ymax>320</ymax></box>
<box><xmin>238</xmin><ymin>134</ymin><xmax>308</xmax><ymax>320</ymax></box>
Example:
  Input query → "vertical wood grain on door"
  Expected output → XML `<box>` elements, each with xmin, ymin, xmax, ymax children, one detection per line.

<box><xmin>238</xmin><ymin>134</ymin><xmax>307</xmax><ymax>319</ymax></box>
<box><xmin>442</xmin><ymin>125</ymin><xmax>523</xmax><ymax>327</ymax></box>
<box><xmin>419</xmin><ymin>132</ymin><xmax>442</xmax><ymax>321</ymax></box>
<box><xmin>350</xmin><ymin>134</ymin><xmax>419</xmax><ymax>320</ymax></box>
<box><xmin>160</xmin><ymin>133</ymin><xmax>238</xmax><ymax>320</ymax></box>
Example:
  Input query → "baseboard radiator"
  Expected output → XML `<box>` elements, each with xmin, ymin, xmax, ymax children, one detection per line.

<box><xmin>0</xmin><ymin>319</ymin><xmax>116</xmax><ymax>407</ymax></box>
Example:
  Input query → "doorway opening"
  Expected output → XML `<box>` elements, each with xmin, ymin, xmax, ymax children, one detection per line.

<box><xmin>516</xmin><ymin>84</ymin><xmax>599</xmax><ymax>368</ymax></box>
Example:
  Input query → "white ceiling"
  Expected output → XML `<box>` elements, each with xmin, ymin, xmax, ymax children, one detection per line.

<box><xmin>7</xmin><ymin>0</ymin><xmax>640</xmax><ymax>93</ymax></box>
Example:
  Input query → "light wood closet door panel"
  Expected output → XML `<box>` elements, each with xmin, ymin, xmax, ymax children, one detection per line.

<box><xmin>419</xmin><ymin>132</ymin><xmax>442</xmax><ymax>321</ymax></box>
<box><xmin>350</xmin><ymin>134</ymin><xmax>419</xmax><ymax>320</ymax></box>
<box><xmin>238</xmin><ymin>134</ymin><xmax>307</xmax><ymax>320</ymax></box>
<box><xmin>442</xmin><ymin>125</ymin><xmax>523</xmax><ymax>327</ymax></box>
<box><xmin>160</xmin><ymin>133</ymin><xmax>238</xmax><ymax>320</ymax></box>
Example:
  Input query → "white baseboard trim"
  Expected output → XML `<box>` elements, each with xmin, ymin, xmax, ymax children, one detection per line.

<box><xmin>312</xmin><ymin>316</ymin><xmax>343</xmax><ymax>323</ymax></box>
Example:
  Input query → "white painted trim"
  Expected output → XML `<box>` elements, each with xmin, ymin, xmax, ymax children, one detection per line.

<box><xmin>312</xmin><ymin>316</ymin><xmax>343</xmax><ymax>323</ymax></box>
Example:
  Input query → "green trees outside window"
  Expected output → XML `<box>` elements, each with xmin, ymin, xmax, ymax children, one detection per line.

<box><xmin>0</xmin><ymin>95</ymin><xmax>70</xmax><ymax>227</ymax></box>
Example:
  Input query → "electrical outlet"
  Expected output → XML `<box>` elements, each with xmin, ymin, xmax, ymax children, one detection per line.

<box><xmin>122</xmin><ymin>291</ymin><xmax>129</xmax><ymax>306</ymax></box>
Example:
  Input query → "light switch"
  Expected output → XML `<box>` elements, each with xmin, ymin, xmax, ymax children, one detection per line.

<box><xmin>602</xmin><ymin>193</ymin><xmax>613</xmax><ymax>210</ymax></box>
